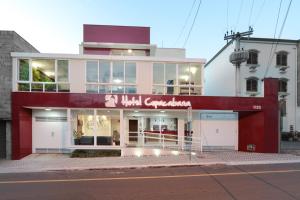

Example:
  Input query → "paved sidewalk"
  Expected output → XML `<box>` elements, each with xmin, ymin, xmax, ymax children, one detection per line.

<box><xmin>1</xmin><ymin>151</ymin><xmax>300</xmax><ymax>173</ymax></box>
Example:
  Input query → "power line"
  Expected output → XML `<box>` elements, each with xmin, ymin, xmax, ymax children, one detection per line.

<box><xmin>263</xmin><ymin>0</ymin><xmax>293</xmax><ymax>78</ymax></box>
<box><xmin>227</xmin><ymin>0</ymin><xmax>229</xmax><ymax>31</ymax></box>
<box><xmin>253</xmin><ymin>0</ymin><xmax>266</xmax><ymax>26</ymax></box>
<box><xmin>264</xmin><ymin>0</ymin><xmax>283</xmax><ymax>78</ymax></box>
<box><xmin>234</xmin><ymin>0</ymin><xmax>244</xmax><ymax>31</ymax></box>
<box><xmin>248</xmin><ymin>0</ymin><xmax>255</xmax><ymax>26</ymax></box>
<box><xmin>173</xmin><ymin>0</ymin><xmax>197</xmax><ymax>46</ymax></box>
<box><xmin>183</xmin><ymin>0</ymin><xmax>202</xmax><ymax>47</ymax></box>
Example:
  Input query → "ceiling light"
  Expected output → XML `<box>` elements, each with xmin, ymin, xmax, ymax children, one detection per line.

<box><xmin>160</xmin><ymin>110</ymin><xmax>165</xmax><ymax>113</ymax></box>
<box><xmin>45</xmin><ymin>108</ymin><xmax>52</xmax><ymax>111</ymax></box>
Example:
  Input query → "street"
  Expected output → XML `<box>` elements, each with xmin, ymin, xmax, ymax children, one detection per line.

<box><xmin>0</xmin><ymin>163</ymin><xmax>300</xmax><ymax>200</ymax></box>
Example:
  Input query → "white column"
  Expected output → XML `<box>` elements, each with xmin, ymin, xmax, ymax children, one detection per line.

<box><xmin>178</xmin><ymin>119</ymin><xmax>185</xmax><ymax>150</ymax></box>
<box><xmin>67</xmin><ymin>108</ymin><xmax>72</xmax><ymax>148</ymax></box>
<box><xmin>120</xmin><ymin>109</ymin><xmax>125</xmax><ymax>148</ymax></box>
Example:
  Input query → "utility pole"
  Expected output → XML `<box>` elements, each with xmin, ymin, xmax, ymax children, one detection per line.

<box><xmin>224</xmin><ymin>26</ymin><xmax>254</xmax><ymax>96</ymax></box>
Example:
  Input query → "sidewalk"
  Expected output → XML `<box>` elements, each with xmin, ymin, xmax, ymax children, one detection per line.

<box><xmin>1</xmin><ymin>151</ymin><xmax>300</xmax><ymax>173</ymax></box>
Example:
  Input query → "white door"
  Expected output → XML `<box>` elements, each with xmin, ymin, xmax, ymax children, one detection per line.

<box><xmin>200</xmin><ymin>113</ymin><xmax>238</xmax><ymax>150</ymax></box>
<box><xmin>32</xmin><ymin>118</ymin><xmax>68</xmax><ymax>153</ymax></box>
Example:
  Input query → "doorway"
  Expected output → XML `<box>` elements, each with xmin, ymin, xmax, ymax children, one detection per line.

<box><xmin>0</xmin><ymin>121</ymin><xmax>6</xmax><ymax>159</ymax></box>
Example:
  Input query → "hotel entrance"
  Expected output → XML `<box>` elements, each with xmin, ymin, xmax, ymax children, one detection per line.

<box><xmin>125</xmin><ymin>110</ymin><xmax>180</xmax><ymax>148</ymax></box>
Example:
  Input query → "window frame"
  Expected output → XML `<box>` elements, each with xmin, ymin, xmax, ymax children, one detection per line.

<box><xmin>276</xmin><ymin>51</ymin><xmax>288</xmax><ymax>66</ymax></box>
<box><xmin>152</xmin><ymin>62</ymin><xmax>202</xmax><ymax>96</ymax></box>
<box><xmin>246</xmin><ymin>77</ymin><xmax>259</xmax><ymax>93</ymax></box>
<box><xmin>247</xmin><ymin>49</ymin><xmax>259</xmax><ymax>65</ymax></box>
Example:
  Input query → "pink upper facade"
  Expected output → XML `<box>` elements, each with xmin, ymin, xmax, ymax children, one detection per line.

<box><xmin>83</xmin><ymin>24</ymin><xmax>150</xmax><ymax>44</ymax></box>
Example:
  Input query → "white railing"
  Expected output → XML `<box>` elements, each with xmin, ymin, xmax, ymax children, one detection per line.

<box><xmin>125</xmin><ymin>132</ymin><xmax>202</xmax><ymax>153</ymax></box>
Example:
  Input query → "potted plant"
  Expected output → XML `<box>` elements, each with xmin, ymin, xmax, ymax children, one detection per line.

<box><xmin>73</xmin><ymin>130</ymin><xmax>81</xmax><ymax>145</ymax></box>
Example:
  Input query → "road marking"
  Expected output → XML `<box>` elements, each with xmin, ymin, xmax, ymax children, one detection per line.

<box><xmin>0</xmin><ymin>169</ymin><xmax>300</xmax><ymax>184</ymax></box>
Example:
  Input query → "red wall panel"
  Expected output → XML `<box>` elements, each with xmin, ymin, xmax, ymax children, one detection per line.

<box><xmin>83</xmin><ymin>24</ymin><xmax>150</xmax><ymax>44</ymax></box>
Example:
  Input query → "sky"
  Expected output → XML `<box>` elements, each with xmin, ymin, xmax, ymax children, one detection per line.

<box><xmin>0</xmin><ymin>0</ymin><xmax>299</xmax><ymax>61</ymax></box>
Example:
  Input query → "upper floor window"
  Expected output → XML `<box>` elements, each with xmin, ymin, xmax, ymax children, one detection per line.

<box><xmin>246</xmin><ymin>77</ymin><xmax>258</xmax><ymax>92</ymax></box>
<box><xmin>276</xmin><ymin>51</ymin><xmax>288</xmax><ymax>66</ymax></box>
<box><xmin>17</xmin><ymin>59</ymin><xmax>69</xmax><ymax>92</ymax></box>
<box><xmin>152</xmin><ymin>63</ymin><xmax>202</xmax><ymax>95</ymax></box>
<box><xmin>247</xmin><ymin>50</ymin><xmax>258</xmax><ymax>65</ymax></box>
<box><xmin>279</xmin><ymin>78</ymin><xmax>288</xmax><ymax>93</ymax></box>
<box><xmin>86</xmin><ymin>60</ymin><xmax>136</xmax><ymax>94</ymax></box>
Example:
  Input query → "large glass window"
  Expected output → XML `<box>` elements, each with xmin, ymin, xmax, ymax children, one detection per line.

<box><xmin>57</xmin><ymin>60</ymin><xmax>69</xmax><ymax>82</ymax></box>
<box><xmin>86</xmin><ymin>60</ymin><xmax>136</xmax><ymax>94</ymax></box>
<box><xmin>32</xmin><ymin>59</ymin><xmax>55</xmax><ymax>82</ymax></box>
<box><xmin>86</xmin><ymin>61</ymin><xmax>98</xmax><ymax>82</ymax></box>
<box><xmin>153</xmin><ymin>63</ymin><xmax>164</xmax><ymax>84</ymax></box>
<box><xmin>112</xmin><ymin>61</ymin><xmax>124</xmax><ymax>84</ymax></box>
<box><xmin>125</xmin><ymin>62</ymin><xmax>136</xmax><ymax>84</ymax></box>
<box><xmin>99</xmin><ymin>60</ymin><xmax>110</xmax><ymax>83</ymax></box>
<box><xmin>71</xmin><ymin>110</ymin><xmax>95</xmax><ymax>146</ymax></box>
<box><xmin>19</xmin><ymin>59</ymin><xmax>29</xmax><ymax>81</ymax></box>
<box><xmin>152</xmin><ymin>63</ymin><xmax>202</xmax><ymax>95</ymax></box>
<box><xmin>17</xmin><ymin>59</ymin><xmax>70</xmax><ymax>92</ymax></box>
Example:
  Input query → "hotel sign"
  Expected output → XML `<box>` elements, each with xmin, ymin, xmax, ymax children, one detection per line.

<box><xmin>104</xmin><ymin>94</ymin><xmax>192</xmax><ymax>109</ymax></box>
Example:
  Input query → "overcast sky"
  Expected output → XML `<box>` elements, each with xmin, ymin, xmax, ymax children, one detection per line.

<box><xmin>0</xmin><ymin>0</ymin><xmax>299</xmax><ymax>61</ymax></box>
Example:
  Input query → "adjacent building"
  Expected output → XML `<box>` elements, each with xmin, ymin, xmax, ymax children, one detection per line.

<box><xmin>0</xmin><ymin>31</ymin><xmax>38</xmax><ymax>159</ymax></box>
<box><xmin>205</xmin><ymin>37</ymin><xmax>300</xmax><ymax>137</ymax></box>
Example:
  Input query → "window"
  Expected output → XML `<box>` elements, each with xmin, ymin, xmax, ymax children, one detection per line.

<box><xmin>247</xmin><ymin>50</ymin><xmax>258</xmax><ymax>65</ymax></box>
<box><xmin>32</xmin><ymin>59</ymin><xmax>55</xmax><ymax>82</ymax></box>
<box><xmin>86</xmin><ymin>60</ymin><xmax>136</xmax><ymax>94</ymax></box>
<box><xmin>279</xmin><ymin>79</ymin><xmax>288</xmax><ymax>93</ymax></box>
<box><xmin>86</xmin><ymin>61</ymin><xmax>98</xmax><ymax>82</ymax></box>
<box><xmin>71</xmin><ymin>109</ymin><xmax>120</xmax><ymax>146</ymax></box>
<box><xmin>17</xmin><ymin>59</ymin><xmax>70</xmax><ymax>92</ymax></box>
<box><xmin>276</xmin><ymin>51</ymin><xmax>288</xmax><ymax>66</ymax></box>
<box><xmin>152</xmin><ymin>63</ymin><xmax>202</xmax><ymax>95</ymax></box>
<box><xmin>246</xmin><ymin>77</ymin><xmax>258</xmax><ymax>92</ymax></box>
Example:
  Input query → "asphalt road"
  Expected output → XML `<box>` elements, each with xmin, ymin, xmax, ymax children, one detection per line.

<box><xmin>0</xmin><ymin>163</ymin><xmax>300</xmax><ymax>200</ymax></box>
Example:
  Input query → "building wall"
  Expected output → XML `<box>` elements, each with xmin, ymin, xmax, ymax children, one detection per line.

<box><xmin>205</xmin><ymin>39</ymin><xmax>297</xmax><ymax>132</ymax></box>
<box><xmin>0</xmin><ymin>31</ymin><xmax>38</xmax><ymax>119</ymax></box>
<box><xmin>0</xmin><ymin>31</ymin><xmax>38</xmax><ymax>159</ymax></box>
<box><xmin>204</xmin><ymin>42</ymin><xmax>236</xmax><ymax>96</ymax></box>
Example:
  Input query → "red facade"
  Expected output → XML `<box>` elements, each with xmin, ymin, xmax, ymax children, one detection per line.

<box><xmin>11</xmin><ymin>78</ymin><xmax>279</xmax><ymax>160</ymax></box>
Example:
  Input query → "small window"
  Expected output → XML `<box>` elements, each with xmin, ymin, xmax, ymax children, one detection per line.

<box><xmin>276</xmin><ymin>51</ymin><xmax>288</xmax><ymax>66</ymax></box>
<box><xmin>279</xmin><ymin>79</ymin><xmax>288</xmax><ymax>93</ymax></box>
<box><xmin>246</xmin><ymin>78</ymin><xmax>258</xmax><ymax>92</ymax></box>
<box><xmin>279</xmin><ymin>99</ymin><xmax>286</xmax><ymax>116</ymax></box>
<box><xmin>247</xmin><ymin>50</ymin><xmax>258</xmax><ymax>65</ymax></box>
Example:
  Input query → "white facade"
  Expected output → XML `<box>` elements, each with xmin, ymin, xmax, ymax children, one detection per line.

<box><xmin>205</xmin><ymin>38</ymin><xmax>299</xmax><ymax>132</ymax></box>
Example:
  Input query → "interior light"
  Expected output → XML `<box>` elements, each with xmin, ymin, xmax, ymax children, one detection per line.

<box><xmin>135</xmin><ymin>149</ymin><xmax>142</xmax><ymax>157</ymax></box>
<box><xmin>107</xmin><ymin>110</ymin><xmax>110</xmax><ymax>113</ymax></box>
<box><xmin>88</xmin><ymin>115</ymin><xmax>93</xmax><ymax>120</ymax></box>
<box><xmin>154</xmin><ymin>149</ymin><xmax>161</xmax><ymax>157</ymax></box>
<box><xmin>32</xmin><ymin>62</ymin><xmax>40</xmax><ymax>68</ymax></box>
<box><xmin>180</xmin><ymin>75</ymin><xmax>189</xmax><ymax>82</ymax></box>
<box><xmin>128</xmin><ymin>49</ymin><xmax>133</xmax><ymax>54</ymax></box>
<box><xmin>134</xmin><ymin>110</ymin><xmax>139</xmax><ymax>113</ymax></box>
<box><xmin>190</xmin><ymin>67</ymin><xmax>197</xmax><ymax>74</ymax></box>
<box><xmin>160</xmin><ymin>110</ymin><xmax>165</xmax><ymax>113</ymax></box>
<box><xmin>171</xmin><ymin>150</ymin><xmax>179</xmax><ymax>156</ymax></box>
<box><xmin>44</xmin><ymin>71</ymin><xmax>55</xmax><ymax>77</ymax></box>
<box><xmin>191</xmin><ymin>152</ymin><xmax>196</xmax><ymax>156</ymax></box>
<box><xmin>45</xmin><ymin>108</ymin><xmax>52</xmax><ymax>111</ymax></box>
<box><xmin>113</xmin><ymin>79</ymin><xmax>122</xmax><ymax>84</ymax></box>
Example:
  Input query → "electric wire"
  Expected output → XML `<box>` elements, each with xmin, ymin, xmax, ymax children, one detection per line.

<box><xmin>263</xmin><ymin>0</ymin><xmax>286</xmax><ymax>78</ymax></box>
<box><xmin>253</xmin><ymin>0</ymin><xmax>266</xmax><ymax>27</ymax></box>
<box><xmin>248</xmin><ymin>0</ymin><xmax>255</xmax><ymax>27</ymax></box>
<box><xmin>183</xmin><ymin>0</ymin><xmax>202</xmax><ymax>47</ymax></box>
<box><xmin>226</xmin><ymin>0</ymin><xmax>229</xmax><ymax>32</ymax></box>
<box><xmin>173</xmin><ymin>0</ymin><xmax>197</xmax><ymax>47</ymax></box>
<box><xmin>234</xmin><ymin>0</ymin><xmax>244</xmax><ymax>32</ymax></box>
